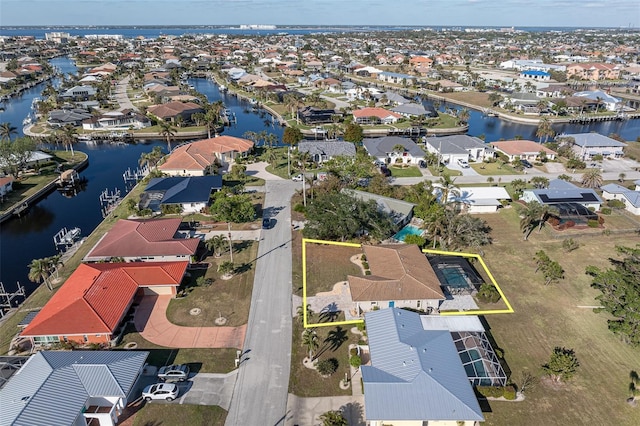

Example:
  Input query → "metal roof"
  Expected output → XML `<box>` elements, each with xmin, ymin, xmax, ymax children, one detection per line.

<box><xmin>565</xmin><ymin>133</ymin><xmax>627</xmax><ymax>148</ymax></box>
<box><xmin>298</xmin><ymin>141</ymin><xmax>356</xmax><ymax>158</ymax></box>
<box><xmin>362</xmin><ymin>308</ymin><xmax>484</xmax><ymax>422</ymax></box>
<box><xmin>425</xmin><ymin>134</ymin><xmax>488</xmax><ymax>155</ymax></box>
<box><xmin>363</xmin><ymin>136</ymin><xmax>425</xmax><ymax>159</ymax></box>
<box><xmin>420</xmin><ymin>315</ymin><xmax>485</xmax><ymax>333</ymax></box>
<box><xmin>0</xmin><ymin>350</ymin><xmax>149</xmax><ymax>426</ymax></box>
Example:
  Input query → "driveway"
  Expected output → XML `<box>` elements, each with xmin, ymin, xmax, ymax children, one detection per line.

<box><xmin>179</xmin><ymin>371</ymin><xmax>238</xmax><ymax>409</ymax></box>
<box><xmin>246</xmin><ymin>161</ymin><xmax>285</xmax><ymax>181</ymax></box>
<box><xmin>225</xmin><ymin>180</ymin><xmax>297</xmax><ymax>426</ymax></box>
<box><xmin>285</xmin><ymin>395</ymin><xmax>365</xmax><ymax>426</ymax></box>
<box><xmin>134</xmin><ymin>295</ymin><xmax>246</xmax><ymax>349</ymax></box>
<box><xmin>446</xmin><ymin>162</ymin><xmax>481</xmax><ymax>177</ymax></box>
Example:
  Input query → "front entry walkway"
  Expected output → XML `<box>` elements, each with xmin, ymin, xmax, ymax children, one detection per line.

<box><xmin>134</xmin><ymin>295</ymin><xmax>246</xmax><ymax>349</ymax></box>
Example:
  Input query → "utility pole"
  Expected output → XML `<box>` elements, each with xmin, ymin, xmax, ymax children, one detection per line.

<box><xmin>227</xmin><ymin>222</ymin><xmax>234</xmax><ymax>263</ymax></box>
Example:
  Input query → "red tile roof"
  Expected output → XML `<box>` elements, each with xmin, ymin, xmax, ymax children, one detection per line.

<box><xmin>490</xmin><ymin>140</ymin><xmax>557</xmax><ymax>156</ymax></box>
<box><xmin>352</xmin><ymin>107</ymin><xmax>402</xmax><ymax>120</ymax></box>
<box><xmin>21</xmin><ymin>262</ymin><xmax>187</xmax><ymax>337</ymax></box>
<box><xmin>159</xmin><ymin>136</ymin><xmax>254</xmax><ymax>172</ymax></box>
<box><xmin>85</xmin><ymin>218</ymin><xmax>199</xmax><ymax>259</ymax></box>
<box><xmin>147</xmin><ymin>101</ymin><xmax>202</xmax><ymax>119</ymax></box>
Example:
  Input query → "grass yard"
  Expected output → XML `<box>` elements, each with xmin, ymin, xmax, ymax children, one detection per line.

<box><xmin>132</xmin><ymin>403</ymin><xmax>227</xmax><ymax>426</ymax></box>
<box><xmin>470</xmin><ymin>161</ymin><xmax>522</xmax><ymax>176</ymax></box>
<box><xmin>474</xmin><ymin>208</ymin><xmax>640</xmax><ymax>426</ymax></box>
<box><xmin>624</xmin><ymin>140</ymin><xmax>640</xmax><ymax>161</ymax></box>
<box><xmin>289</xmin><ymin>318</ymin><xmax>360</xmax><ymax>397</ymax></box>
<box><xmin>166</xmin><ymin>241</ymin><xmax>257</xmax><ymax>327</ymax></box>
<box><xmin>303</xmin><ymin>240</ymin><xmax>363</xmax><ymax>296</ymax></box>
<box><xmin>389</xmin><ymin>165</ymin><xmax>423</xmax><ymax>177</ymax></box>
<box><xmin>117</xmin><ymin>325</ymin><xmax>237</xmax><ymax>373</ymax></box>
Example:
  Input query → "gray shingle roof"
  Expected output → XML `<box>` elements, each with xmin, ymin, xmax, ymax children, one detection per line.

<box><xmin>0</xmin><ymin>351</ymin><xmax>149</xmax><ymax>426</ymax></box>
<box><xmin>425</xmin><ymin>135</ymin><xmax>488</xmax><ymax>155</ymax></box>
<box><xmin>297</xmin><ymin>141</ymin><xmax>356</xmax><ymax>158</ymax></box>
<box><xmin>361</xmin><ymin>308</ymin><xmax>484</xmax><ymax>422</ymax></box>
<box><xmin>363</xmin><ymin>136</ymin><xmax>425</xmax><ymax>159</ymax></box>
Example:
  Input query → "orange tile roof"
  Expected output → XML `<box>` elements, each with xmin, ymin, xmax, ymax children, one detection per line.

<box><xmin>159</xmin><ymin>136</ymin><xmax>254</xmax><ymax>172</ymax></box>
<box><xmin>352</xmin><ymin>107</ymin><xmax>402</xmax><ymax>120</ymax></box>
<box><xmin>21</xmin><ymin>262</ymin><xmax>187</xmax><ymax>337</ymax></box>
<box><xmin>490</xmin><ymin>140</ymin><xmax>557</xmax><ymax>156</ymax></box>
<box><xmin>348</xmin><ymin>245</ymin><xmax>444</xmax><ymax>302</ymax></box>
<box><xmin>86</xmin><ymin>218</ymin><xmax>199</xmax><ymax>259</ymax></box>
<box><xmin>147</xmin><ymin>101</ymin><xmax>202</xmax><ymax>119</ymax></box>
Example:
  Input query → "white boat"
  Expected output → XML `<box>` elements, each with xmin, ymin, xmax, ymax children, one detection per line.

<box><xmin>219</xmin><ymin>84</ymin><xmax>227</xmax><ymax>91</ymax></box>
<box><xmin>76</xmin><ymin>135</ymin><xmax>94</xmax><ymax>142</ymax></box>
<box><xmin>22</xmin><ymin>117</ymin><xmax>32</xmax><ymax>126</ymax></box>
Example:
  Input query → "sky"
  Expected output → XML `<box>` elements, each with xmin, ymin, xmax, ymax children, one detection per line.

<box><xmin>1</xmin><ymin>0</ymin><xmax>639</xmax><ymax>28</ymax></box>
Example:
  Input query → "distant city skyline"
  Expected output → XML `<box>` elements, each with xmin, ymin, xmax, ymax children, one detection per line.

<box><xmin>1</xmin><ymin>0</ymin><xmax>639</xmax><ymax>28</ymax></box>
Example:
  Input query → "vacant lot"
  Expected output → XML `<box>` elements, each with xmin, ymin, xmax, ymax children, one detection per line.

<box><xmin>476</xmin><ymin>208</ymin><xmax>640</xmax><ymax>426</ymax></box>
<box><xmin>166</xmin><ymin>241</ymin><xmax>257</xmax><ymax>327</ymax></box>
<box><xmin>304</xmin><ymin>241</ymin><xmax>363</xmax><ymax>295</ymax></box>
<box><xmin>132</xmin><ymin>404</ymin><xmax>227</xmax><ymax>426</ymax></box>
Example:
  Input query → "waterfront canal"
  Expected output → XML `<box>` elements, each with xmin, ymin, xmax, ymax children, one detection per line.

<box><xmin>1</xmin><ymin>57</ymin><xmax>639</xmax><ymax>298</ymax></box>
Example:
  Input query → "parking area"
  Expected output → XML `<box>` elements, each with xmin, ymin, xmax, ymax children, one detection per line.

<box><xmin>600</xmin><ymin>157</ymin><xmax>640</xmax><ymax>173</ymax></box>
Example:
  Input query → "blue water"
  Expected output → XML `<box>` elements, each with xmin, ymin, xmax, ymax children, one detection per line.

<box><xmin>393</xmin><ymin>224</ymin><xmax>423</xmax><ymax>241</ymax></box>
<box><xmin>440</xmin><ymin>267</ymin><xmax>470</xmax><ymax>289</ymax></box>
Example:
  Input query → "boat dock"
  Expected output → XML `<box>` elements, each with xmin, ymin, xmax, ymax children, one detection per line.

<box><xmin>53</xmin><ymin>227</ymin><xmax>82</xmax><ymax>249</ymax></box>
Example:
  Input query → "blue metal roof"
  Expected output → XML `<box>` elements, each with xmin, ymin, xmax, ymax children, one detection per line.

<box><xmin>0</xmin><ymin>351</ymin><xmax>149</xmax><ymax>426</ymax></box>
<box><xmin>361</xmin><ymin>308</ymin><xmax>484</xmax><ymax>422</ymax></box>
<box><xmin>522</xmin><ymin>70</ymin><xmax>550</xmax><ymax>76</ymax></box>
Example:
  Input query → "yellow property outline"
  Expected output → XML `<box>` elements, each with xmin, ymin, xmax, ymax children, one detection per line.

<box><xmin>302</xmin><ymin>239</ymin><xmax>513</xmax><ymax>329</ymax></box>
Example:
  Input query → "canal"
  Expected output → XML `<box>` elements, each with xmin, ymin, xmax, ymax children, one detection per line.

<box><xmin>0</xmin><ymin>57</ymin><xmax>639</xmax><ymax>298</ymax></box>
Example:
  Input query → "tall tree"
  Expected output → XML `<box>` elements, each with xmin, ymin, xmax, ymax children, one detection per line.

<box><xmin>343</xmin><ymin>122</ymin><xmax>364</xmax><ymax>143</ymax></box>
<box><xmin>581</xmin><ymin>169</ymin><xmax>603</xmax><ymax>189</ymax></box>
<box><xmin>302</xmin><ymin>329</ymin><xmax>319</xmax><ymax>360</ymax></box>
<box><xmin>542</xmin><ymin>347</ymin><xmax>580</xmax><ymax>383</ymax></box>
<box><xmin>0</xmin><ymin>122</ymin><xmax>18</xmax><ymax>141</ymax></box>
<box><xmin>282</xmin><ymin>127</ymin><xmax>303</xmax><ymax>146</ymax></box>
<box><xmin>159</xmin><ymin>120</ymin><xmax>177</xmax><ymax>152</ymax></box>
<box><xmin>61</xmin><ymin>124</ymin><xmax>77</xmax><ymax>157</ymax></box>
<box><xmin>586</xmin><ymin>245</ymin><xmax>640</xmax><ymax>346</ymax></box>
<box><xmin>536</xmin><ymin>117</ymin><xmax>555</xmax><ymax>143</ymax></box>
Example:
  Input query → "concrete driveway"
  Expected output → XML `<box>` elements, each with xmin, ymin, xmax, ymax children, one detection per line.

<box><xmin>446</xmin><ymin>162</ymin><xmax>480</xmax><ymax>176</ymax></box>
<box><xmin>178</xmin><ymin>371</ymin><xmax>237</xmax><ymax>409</ymax></box>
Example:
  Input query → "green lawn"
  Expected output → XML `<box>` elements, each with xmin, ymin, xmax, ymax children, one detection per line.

<box><xmin>132</xmin><ymin>404</ymin><xmax>227</xmax><ymax>426</ymax></box>
<box><xmin>624</xmin><ymin>141</ymin><xmax>640</xmax><ymax>161</ymax></box>
<box><xmin>428</xmin><ymin>165</ymin><xmax>462</xmax><ymax>177</ymax></box>
<box><xmin>470</xmin><ymin>162</ymin><xmax>522</xmax><ymax>176</ymax></box>
<box><xmin>475</xmin><ymin>208</ymin><xmax>640</xmax><ymax>426</ymax></box>
<box><xmin>389</xmin><ymin>165</ymin><xmax>423</xmax><ymax>177</ymax></box>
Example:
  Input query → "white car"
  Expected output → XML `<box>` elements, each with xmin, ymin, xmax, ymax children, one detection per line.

<box><xmin>457</xmin><ymin>159</ymin><xmax>470</xmax><ymax>168</ymax></box>
<box><xmin>142</xmin><ymin>383</ymin><xmax>179</xmax><ymax>401</ymax></box>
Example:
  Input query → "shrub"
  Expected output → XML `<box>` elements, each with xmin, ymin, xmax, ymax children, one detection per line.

<box><xmin>599</xmin><ymin>207</ymin><xmax>612</xmax><ymax>215</ymax></box>
<box><xmin>548</xmin><ymin>217</ymin><xmax>561</xmax><ymax>226</ymax></box>
<box><xmin>566</xmin><ymin>220</ymin><xmax>576</xmax><ymax>228</ymax></box>
<box><xmin>293</xmin><ymin>203</ymin><xmax>306</xmax><ymax>213</ymax></box>
<box><xmin>503</xmin><ymin>385</ymin><xmax>517</xmax><ymax>400</ymax></box>
<box><xmin>607</xmin><ymin>199</ymin><xmax>625</xmax><ymax>209</ymax></box>
<box><xmin>361</xmin><ymin>254</ymin><xmax>367</xmax><ymax>261</ymax></box>
<box><xmin>362</xmin><ymin>261</ymin><xmax>369</xmax><ymax>269</ymax></box>
<box><xmin>349</xmin><ymin>347</ymin><xmax>358</xmax><ymax>357</ymax></box>
<box><xmin>598</xmin><ymin>215</ymin><xmax>605</xmax><ymax>225</ymax></box>
<box><xmin>476</xmin><ymin>386</ymin><xmax>504</xmax><ymax>398</ymax></box>
<box><xmin>316</xmin><ymin>358</ymin><xmax>339</xmax><ymax>376</ymax></box>
<box><xmin>587</xmin><ymin>219</ymin><xmax>599</xmax><ymax>228</ymax></box>
<box><xmin>365</xmin><ymin>270</ymin><xmax>371</xmax><ymax>275</ymax></box>
<box><xmin>477</xmin><ymin>282</ymin><xmax>501</xmax><ymax>303</ymax></box>
<box><xmin>349</xmin><ymin>355</ymin><xmax>362</xmax><ymax>368</ymax></box>
<box><xmin>562</xmin><ymin>238</ymin><xmax>580</xmax><ymax>252</ymax></box>
<box><xmin>356</xmin><ymin>322</ymin><xmax>366</xmax><ymax>332</ymax></box>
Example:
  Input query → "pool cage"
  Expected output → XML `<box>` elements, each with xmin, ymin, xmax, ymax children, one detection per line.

<box><xmin>451</xmin><ymin>331</ymin><xmax>507</xmax><ymax>386</ymax></box>
<box><xmin>428</xmin><ymin>255</ymin><xmax>484</xmax><ymax>296</ymax></box>
<box><xmin>550</xmin><ymin>202</ymin><xmax>599</xmax><ymax>225</ymax></box>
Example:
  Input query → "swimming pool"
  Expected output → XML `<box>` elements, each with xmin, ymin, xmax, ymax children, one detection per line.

<box><xmin>393</xmin><ymin>225</ymin><xmax>423</xmax><ymax>241</ymax></box>
<box><xmin>462</xmin><ymin>349</ymin><xmax>488</xmax><ymax>380</ymax></box>
<box><xmin>440</xmin><ymin>266</ymin><xmax>470</xmax><ymax>289</ymax></box>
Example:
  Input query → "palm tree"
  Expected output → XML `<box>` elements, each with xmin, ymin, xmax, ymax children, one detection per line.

<box><xmin>61</xmin><ymin>124</ymin><xmax>77</xmax><ymax>157</ymax></box>
<box><xmin>159</xmin><ymin>120</ymin><xmax>177</xmax><ymax>152</ymax></box>
<box><xmin>139</xmin><ymin>146</ymin><xmax>165</xmax><ymax>169</ymax></box>
<box><xmin>296</xmin><ymin>304</ymin><xmax>313</xmax><ymax>325</ymax></box>
<box><xmin>437</xmin><ymin>173</ymin><xmax>459</xmax><ymax>206</ymax></box>
<box><xmin>457</xmin><ymin>108</ymin><xmax>470</xmax><ymax>125</ymax></box>
<box><xmin>205</xmin><ymin>234</ymin><xmax>227</xmax><ymax>257</ymax></box>
<box><xmin>581</xmin><ymin>169</ymin><xmax>603</xmax><ymax>189</ymax></box>
<box><xmin>618</xmin><ymin>172</ymin><xmax>626</xmax><ymax>183</ymax></box>
<box><xmin>319</xmin><ymin>411</ymin><xmax>347</xmax><ymax>426</ymax></box>
<box><xmin>519</xmin><ymin>202</ymin><xmax>543</xmax><ymax>241</ymax></box>
<box><xmin>302</xmin><ymin>329</ymin><xmax>319</xmax><ymax>361</ymax></box>
<box><xmin>294</xmin><ymin>150</ymin><xmax>311</xmax><ymax>206</ymax></box>
<box><xmin>536</xmin><ymin>117</ymin><xmax>555</xmax><ymax>143</ymax></box>
<box><xmin>0</xmin><ymin>122</ymin><xmax>18</xmax><ymax>141</ymax></box>
<box><xmin>28</xmin><ymin>258</ymin><xmax>53</xmax><ymax>291</ymax></box>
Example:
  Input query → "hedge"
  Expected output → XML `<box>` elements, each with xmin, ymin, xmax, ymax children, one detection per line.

<box><xmin>476</xmin><ymin>385</ymin><xmax>517</xmax><ymax>399</ymax></box>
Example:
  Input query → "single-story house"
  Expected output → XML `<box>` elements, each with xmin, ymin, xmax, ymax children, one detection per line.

<box><xmin>158</xmin><ymin>136</ymin><xmax>254</xmax><ymax>176</ymax></box>
<box><xmin>342</xmin><ymin>188</ymin><xmax>415</xmax><ymax>227</ymax></box>
<box><xmin>390</xmin><ymin>102</ymin><xmax>438</xmax><ymax>119</ymax></box>
<box><xmin>60</xmin><ymin>85</ymin><xmax>97</xmax><ymax>100</ymax></box>
<box><xmin>82</xmin><ymin>109</ymin><xmax>151</xmax><ymax>131</ymax></box>
<box><xmin>519</xmin><ymin>70</ymin><xmax>551</xmax><ymax>81</ymax></box>
<box><xmin>521</xmin><ymin>179</ymin><xmax>603</xmax><ymax>211</ymax></box>
<box><xmin>298</xmin><ymin>106</ymin><xmax>336</xmax><ymax>124</ymax></box>
<box><xmin>139</xmin><ymin>175</ymin><xmax>223</xmax><ymax>213</ymax></box>
<box><xmin>600</xmin><ymin>183</ymin><xmax>640</xmax><ymax>215</ymax></box>
<box><xmin>363</xmin><ymin>136</ymin><xmax>425</xmax><ymax>166</ymax></box>
<box><xmin>361</xmin><ymin>308</ymin><xmax>484</xmax><ymax>426</ymax></box>
<box><xmin>297</xmin><ymin>141</ymin><xmax>356</xmax><ymax>164</ymax></box>
<box><xmin>348</xmin><ymin>244</ymin><xmax>445</xmax><ymax>314</ymax></box>
<box><xmin>84</xmin><ymin>218</ymin><xmax>200</xmax><ymax>262</ymax></box>
<box><xmin>490</xmin><ymin>140</ymin><xmax>557</xmax><ymax>161</ymax></box>
<box><xmin>20</xmin><ymin>261</ymin><xmax>188</xmax><ymax>346</ymax></box>
<box><xmin>353</xmin><ymin>107</ymin><xmax>402</xmax><ymax>125</ymax></box>
<box><xmin>424</xmin><ymin>134</ymin><xmax>494</xmax><ymax>164</ymax></box>
<box><xmin>573</xmin><ymin>90</ymin><xmax>621</xmax><ymax>111</ymax></box>
<box><xmin>448</xmin><ymin>186</ymin><xmax>511</xmax><ymax>213</ymax></box>
<box><xmin>47</xmin><ymin>109</ymin><xmax>93</xmax><ymax>127</ymax></box>
<box><xmin>0</xmin><ymin>175</ymin><xmax>14</xmax><ymax>198</ymax></box>
<box><xmin>147</xmin><ymin>101</ymin><xmax>203</xmax><ymax>123</ymax></box>
<box><xmin>564</xmin><ymin>133</ymin><xmax>628</xmax><ymax>160</ymax></box>
<box><xmin>0</xmin><ymin>350</ymin><xmax>149</xmax><ymax>426</ymax></box>
<box><xmin>377</xmin><ymin>71</ymin><xmax>416</xmax><ymax>85</ymax></box>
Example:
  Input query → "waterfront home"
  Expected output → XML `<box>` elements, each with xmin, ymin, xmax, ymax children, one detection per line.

<box><xmin>60</xmin><ymin>85</ymin><xmax>97</xmax><ymax>100</ymax></box>
<box><xmin>47</xmin><ymin>108</ymin><xmax>93</xmax><ymax>127</ymax></box>
<box><xmin>298</xmin><ymin>106</ymin><xmax>336</xmax><ymax>124</ymax></box>
<box><xmin>390</xmin><ymin>102</ymin><xmax>437</xmax><ymax>119</ymax></box>
<box><xmin>424</xmin><ymin>134</ymin><xmax>494</xmax><ymax>164</ymax></box>
<box><xmin>139</xmin><ymin>175</ymin><xmax>223</xmax><ymax>213</ymax></box>
<box><xmin>0</xmin><ymin>175</ymin><xmax>14</xmax><ymax>198</ymax></box>
<box><xmin>84</xmin><ymin>218</ymin><xmax>200</xmax><ymax>262</ymax></box>
<box><xmin>573</xmin><ymin>90</ymin><xmax>622</xmax><ymax>111</ymax></box>
<box><xmin>360</xmin><ymin>308</ymin><xmax>486</xmax><ymax>426</ymax></box>
<box><xmin>348</xmin><ymin>245</ymin><xmax>445</xmax><ymax>315</ymax></box>
<box><xmin>297</xmin><ymin>141</ymin><xmax>356</xmax><ymax>164</ymax></box>
<box><xmin>82</xmin><ymin>109</ymin><xmax>151</xmax><ymax>131</ymax></box>
<box><xmin>158</xmin><ymin>135</ymin><xmax>254</xmax><ymax>176</ymax></box>
<box><xmin>600</xmin><ymin>183</ymin><xmax>640</xmax><ymax>215</ymax></box>
<box><xmin>20</xmin><ymin>261</ymin><xmax>188</xmax><ymax>346</ymax></box>
<box><xmin>377</xmin><ymin>71</ymin><xmax>416</xmax><ymax>85</ymax></box>
<box><xmin>147</xmin><ymin>101</ymin><xmax>203</xmax><ymax>123</ymax></box>
<box><xmin>520</xmin><ymin>179</ymin><xmax>603</xmax><ymax>213</ymax></box>
<box><xmin>353</xmin><ymin>107</ymin><xmax>402</xmax><ymax>125</ymax></box>
<box><xmin>490</xmin><ymin>140</ymin><xmax>557</xmax><ymax>162</ymax></box>
<box><xmin>0</xmin><ymin>350</ymin><xmax>149</xmax><ymax>426</ymax></box>
<box><xmin>564</xmin><ymin>133</ymin><xmax>627</xmax><ymax>160</ymax></box>
<box><xmin>363</xmin><ymin>136</ymin><xmax>424</xmax><ymax>165</ymax></box>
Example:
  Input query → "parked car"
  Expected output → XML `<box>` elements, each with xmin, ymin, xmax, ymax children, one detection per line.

<box><xmin>457</xmin><ymin>159</ymin><xmax>470</xmax><ymax>168</ymax></box>
<box><xmin>520</xmin><ymin>159</ymin><xmax>533</xmax><ymax>168</ymax></box>
<box><xmin>157</xmin><ymin>364</ymin><xmax>190</xmax><ymax>382</ymax></box>
<box><xmin>418</xmin><ymin>160</ymin><xmax>427</xmax><ymax>169</ymax></box>
<box><xmin>142</xmin><ymin>383</ymin><xmax>179</xmax><ymax>401</ymax></box>
<box><xmin>262</xmin><ymin>217</ymin><xmax>272</xmax><ymax>229</ymax></box>
<box><xmin>291</xmin><ymin>174</ymin><xmax>303</xmax><ymax>182</ymax></box>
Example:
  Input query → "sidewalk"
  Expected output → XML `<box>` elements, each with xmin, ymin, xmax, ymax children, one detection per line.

<box><xmin>285</xmin><ymin>395</ymin><xmax>365</xmax><ymax>426</ymax></box>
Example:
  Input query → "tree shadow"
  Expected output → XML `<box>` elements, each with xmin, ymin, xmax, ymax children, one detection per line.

<box><xmin>340</xmin><ymin>401</ymin><xmax>365</xmax><ymax>426</ymax></box>
<box><xmin>319</xmin><ymin>302</ymin><xmax>340</xmax><ymax>323</ymax></box>
<box><xmin>324</xmin><ymin>326</ymin><xmax>348</xmax><ymax>351</ymax></box>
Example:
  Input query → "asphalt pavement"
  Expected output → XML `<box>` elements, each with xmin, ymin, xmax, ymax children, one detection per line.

<box><xmin>225</xmin><ymin>180</ymin><xmax>297</xmax><ymax>426</ymax></box>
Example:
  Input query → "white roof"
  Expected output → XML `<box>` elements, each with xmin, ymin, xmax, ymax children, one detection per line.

<box><xmin>420</xmin><ymin>315</ymin><xmax>485</xmax><ymax>332</ymax></box>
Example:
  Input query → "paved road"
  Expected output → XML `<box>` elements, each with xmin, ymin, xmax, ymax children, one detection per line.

<box><xmin>226</xmin><ymin>180</ymin><xmax>297</xmax><ymax>426</ymax></box>
<box><xmin>114</xmin><ymin>76</ymin><xmax>137</xmax><ymax>112</ymax></box>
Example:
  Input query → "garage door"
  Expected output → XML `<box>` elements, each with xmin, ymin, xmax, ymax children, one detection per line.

<box><xmin>142</xmin><ymin>286</ymin><xmax>175</xmax><ymax>295</ymax></box>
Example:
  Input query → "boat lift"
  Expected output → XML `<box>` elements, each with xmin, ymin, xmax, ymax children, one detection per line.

<box><xmin>0</xmin><ymin>282</ymin><xmax>26</xmax><ymax>319</ymax></box>
<box><xmin>99</xmin><ymin>188</ymin><xmax>122</xmax><ymax>218</ymax></box>
<box><xmin>53</xmin><ymin>227</ymin><xmax>81</xmax><ymax>250</ymax></box>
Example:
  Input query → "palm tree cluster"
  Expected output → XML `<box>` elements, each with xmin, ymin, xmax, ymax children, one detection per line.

<box><xmin>28</xmin><ymin>255</ymin><xmax>63</xmax><ymax>291</ymax></box>
<box><xmin>581</xmin><ymin>169</ymin><xmax>603</xmax><ymax>189</ymax></box>
<box><xmin>519</xmin><ymin>202</ymin><xmax>557</xmax><ymax>241</ymax></box>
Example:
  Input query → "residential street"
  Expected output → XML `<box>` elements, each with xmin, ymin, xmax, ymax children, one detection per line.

<box><xmin>225</xmin><ymin>179</ymin><xmax>297</xmax><ymax>426</ymax></box>
<box><xmin>114</xmin><ymin>76</ymin><xmax>137</xmax><ymax>111</ymax></box>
